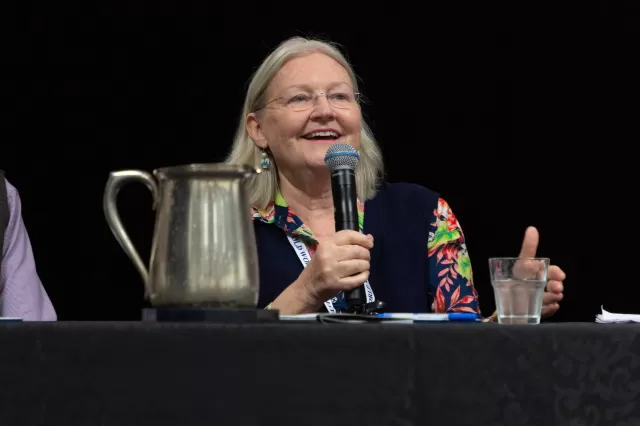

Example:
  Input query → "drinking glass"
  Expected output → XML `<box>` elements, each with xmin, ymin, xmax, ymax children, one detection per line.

<box><xmin>489</xmin><ymin>257</ymin><xmax>549</xmax><ymax>324</ymax></box>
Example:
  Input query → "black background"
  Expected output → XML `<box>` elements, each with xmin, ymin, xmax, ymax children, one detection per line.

<box><xmin>1</xmin><ymin>1</ymin><xmax>636</xmax><ymax>320</ymax></box>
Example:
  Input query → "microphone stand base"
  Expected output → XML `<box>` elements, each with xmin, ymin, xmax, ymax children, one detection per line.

<box><xmin>345</xmin><ymin>300</ymin><xmax>387</xmax><ymax>315</ymax></box>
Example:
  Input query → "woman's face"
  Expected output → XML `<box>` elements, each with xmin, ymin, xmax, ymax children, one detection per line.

<box><xmin>246</xmin><ymin>52</ymin><xmax>362</xmax><ymax>173</ymax></box>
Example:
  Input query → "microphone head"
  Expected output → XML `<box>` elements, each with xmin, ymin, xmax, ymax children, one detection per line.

<box><xmin>324</xmin><ymin>142</ymin><xmax>359</xmax><ymax>172</ymax></box>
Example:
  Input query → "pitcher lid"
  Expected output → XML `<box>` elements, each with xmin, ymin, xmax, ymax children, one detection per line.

<box><xmin>154</xmin><ymin>163</ymin><xmax>257</xmax><ymax>178</ymax></box>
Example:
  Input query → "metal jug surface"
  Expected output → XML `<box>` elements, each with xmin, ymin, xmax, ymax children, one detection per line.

<box><xmin>103</xmin><ymin>163</ymin><xmax>260</xmax><ymax>308</ymax></box>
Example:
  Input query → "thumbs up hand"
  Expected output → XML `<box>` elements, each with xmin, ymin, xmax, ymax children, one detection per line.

<box><xmin>518</xmin><ymin>226</ymin><xmax>565</xmax><ymax>318</ymax></box>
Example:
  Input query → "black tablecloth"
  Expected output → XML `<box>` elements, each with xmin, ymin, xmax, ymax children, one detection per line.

<box><xmin>1</xmin><ymin>322</ymin><xmax>639</xmax><ymax>425</ymax></box>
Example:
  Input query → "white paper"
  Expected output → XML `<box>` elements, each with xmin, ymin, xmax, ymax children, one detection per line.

<box><xmin>595</xmin><ymin>306</ymin><xmax>640</xmax><ymax>323</ymax></box>
<box><xmin>279</xmin><ymin>314</ymin><xmax>319</xmax><ymax>321</ymax></box>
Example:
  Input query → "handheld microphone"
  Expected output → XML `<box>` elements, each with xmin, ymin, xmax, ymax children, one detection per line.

<box><xmin>324</xmin><ymin>142</ymin><xmax>366</xmax><ymax>308</ymax></box>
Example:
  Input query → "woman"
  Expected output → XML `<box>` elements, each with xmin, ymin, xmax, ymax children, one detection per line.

<box><xmin>0</xmin><ymin>172</ymin><xmax>57</xmax><ymax>320</ymax></box>
<box><xmin>226</xmin><ymin>36</ymin><xmax>565</xmax><ymax>317</ymax></box>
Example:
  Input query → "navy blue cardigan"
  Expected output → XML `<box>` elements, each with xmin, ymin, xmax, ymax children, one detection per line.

<box><xmin>253</xmin><ymin>182</ymin><xmax>450</xmax><ymax>313</ymax></box>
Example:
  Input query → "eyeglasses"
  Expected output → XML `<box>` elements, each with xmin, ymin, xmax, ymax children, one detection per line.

<box><xmin>255</xmin><ymin>90</ymin><xmax>361</xmax><ymax>112</ymax></box>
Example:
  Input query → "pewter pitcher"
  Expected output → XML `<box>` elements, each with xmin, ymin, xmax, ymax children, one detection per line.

<box><xmin>103</xmin><ymin>163</ymin><xmax>260</xmax><ymax>308</ymax></box>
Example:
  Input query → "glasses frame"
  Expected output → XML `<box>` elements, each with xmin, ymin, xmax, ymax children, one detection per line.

<box><xmin>253</xmin><ymin>90</ymin><xmax>362</xmax><ymax>113</ymax></box>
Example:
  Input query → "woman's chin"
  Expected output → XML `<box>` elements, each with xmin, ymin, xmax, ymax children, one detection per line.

<box><xmin>303</xmin><ymin>158</ymin><xmax>333</xmax><ymax>172</ymax></box>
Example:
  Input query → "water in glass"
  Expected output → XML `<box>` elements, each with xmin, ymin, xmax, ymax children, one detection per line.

<box><xmin>492</xmin><ymin>279</ymin><xmax>546</xmax><ymax>324</ymax></box>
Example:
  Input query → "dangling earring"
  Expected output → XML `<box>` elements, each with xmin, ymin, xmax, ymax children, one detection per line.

<box><xmin>260</xmin><ymin>150</ymin><xmax>270</xmax><ymax>169</ymax></box>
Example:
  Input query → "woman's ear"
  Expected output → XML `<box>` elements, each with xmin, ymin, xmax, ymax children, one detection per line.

<box><xmin>246</xmin><ymin>113</ymin><xmax>268</xmax><ymax>149</ymax></box>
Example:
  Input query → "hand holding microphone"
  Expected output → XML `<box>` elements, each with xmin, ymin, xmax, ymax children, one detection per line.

<box><xmin>296</xmin><ymin>230</ymin><xmax>373</xmax><ymax>309</ymax></box>
<box><xmin>322</xmin><ymin>142</ymin><xmax>386</xmax><ymax>313</ymax></box>
<box><xmin>277</xmin><ymin>142</ymin><xmax>385</xmax><ymax>314</ymax></box>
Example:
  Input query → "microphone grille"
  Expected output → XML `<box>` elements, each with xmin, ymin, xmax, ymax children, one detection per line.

<box><xmin>324</xmin><ymin>142</ymin><xmax>359</xmax><ymax>172</ymax></box>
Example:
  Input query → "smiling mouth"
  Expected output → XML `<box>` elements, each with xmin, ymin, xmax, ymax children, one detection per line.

<box><xmin>301</xmin><ymin>130</ymin><xmax>341</xmax><ymax>141</ymax></box>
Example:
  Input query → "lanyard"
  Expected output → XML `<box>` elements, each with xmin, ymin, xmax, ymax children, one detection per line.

<box><xmin>286</xmin><ymin>234</ymin><xmax>375</xmax><ymax>313</ymax></box>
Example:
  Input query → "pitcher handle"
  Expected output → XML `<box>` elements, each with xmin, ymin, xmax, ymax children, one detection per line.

<box><xmin>103</xmin><ymin>170</ymin><xmax>159</xmax><ymax>296</ymax></box>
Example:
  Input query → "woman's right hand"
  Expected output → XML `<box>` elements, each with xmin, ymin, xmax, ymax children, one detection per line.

<box><xmin>295</xmin><ymin>230</ymin><xmax>373</xmax><ymax>309</ymax></box>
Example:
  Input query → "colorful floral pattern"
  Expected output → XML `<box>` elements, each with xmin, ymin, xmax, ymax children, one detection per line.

<box><xmin>253</xmin><ymin>191</ymin><xmax>480</xmax><ymax>314</ymax></box>
<box><xmin>252</xmin><ymin>191</ymin><xmax>364</xmax><ymax>244</ymax></box>
<box><xmin>427</xmin><ymin>198</ymin><xmax>480</xmax><ymax>314</ymax></box>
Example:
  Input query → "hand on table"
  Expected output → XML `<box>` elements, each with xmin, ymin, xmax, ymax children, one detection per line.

<box><xmin>517</xmin><ymin>226</ymin><xmax>565</xmax><ymax>318</ymax></box>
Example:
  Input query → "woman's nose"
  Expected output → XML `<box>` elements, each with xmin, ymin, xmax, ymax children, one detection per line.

<box><xmin>310</xmin><ymin>93</ymin><xmax>335</xmax><ymax>118</ymax></box>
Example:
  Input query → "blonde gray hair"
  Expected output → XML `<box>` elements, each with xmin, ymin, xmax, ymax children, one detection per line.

<box><xmin>225</xmin><ymin>36</ymin><xmax>384</xmax><ymax>209</ymax></box>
